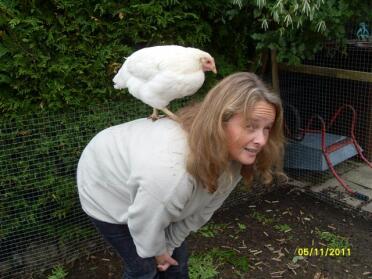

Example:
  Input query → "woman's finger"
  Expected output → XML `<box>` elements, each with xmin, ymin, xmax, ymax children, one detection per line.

<box><xmin>166</xmin><ymin>256</ymin><xmax>178</xmax><ymax>266</ymax></box>
<box><xmin>157</xmin><ymin>262</ymin><xmax>171</xmax><ymax>271</ymax></box>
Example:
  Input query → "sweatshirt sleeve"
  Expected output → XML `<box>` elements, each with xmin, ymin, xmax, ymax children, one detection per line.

<box><xmin>127</xmin><ymin>186</ymin><xmax>172</xmax><ymax>258</ymax></box>
<box><xmin>164</xmin><ymin>184</ymin><xmax>236</xmax><ymax>252</ymax></box>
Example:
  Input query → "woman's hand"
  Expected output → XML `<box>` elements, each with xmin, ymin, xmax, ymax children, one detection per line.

<box><xmin>155</xmin><ymin>252</ymin><xmax>178</xmax><ymax>271</ymax></box>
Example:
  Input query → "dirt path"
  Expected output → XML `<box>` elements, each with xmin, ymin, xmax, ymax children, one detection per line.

<box><xmin>64</xmin><ymin>188</ymin><xmax>372</xmax><ymax>279</ymax></box>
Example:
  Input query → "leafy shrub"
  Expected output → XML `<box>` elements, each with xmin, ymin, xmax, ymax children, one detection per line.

<box><xmin>0</xmin><ymin>0</ymin><xmax>240</xmax><ymax>116</ymax></box>
<box><xmin>231</xmin><ymin>0</ymin><xmax>371</xmax><ymax>65</ymax></box>
<box><xmin>2</xmin><ymin>0</ymin><xmax>369</xmax><ymax>116</ymax></box>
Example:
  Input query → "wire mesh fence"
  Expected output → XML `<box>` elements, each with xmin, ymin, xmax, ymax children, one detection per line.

<box><xmin>1</xmin><ymin>39</ymin><xmax>371</xmax><ymax>278</ymax></box>
<box><xmin>0</xmin><ymin>95</ymin><xmax>273</xmax><ymax>278</ymax></box>
<box><xmin>0</xmin><ymin>101</ymin><xmax>147</xmax><ymax>278</ymax></box>
<box><xmin>279</xmin><ymin>40</ymin><xmax>372</xmax><ymax>210</ymax></box>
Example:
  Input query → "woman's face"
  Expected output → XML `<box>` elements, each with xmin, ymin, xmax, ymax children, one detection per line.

<box><xmin>224</xmin><ymin>101</ymin><xmax>276</xmax><ymax>165</ymax></box>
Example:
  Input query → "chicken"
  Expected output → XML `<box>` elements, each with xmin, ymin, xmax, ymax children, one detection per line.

<box><xmin>112</xmin><ymin>45</ymin><xmax>217</xmax><ymax>121</ymax></box>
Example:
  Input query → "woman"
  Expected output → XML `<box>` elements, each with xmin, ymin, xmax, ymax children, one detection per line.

<box><xmin>77</xmin><ymin>72</ymin><xmax>285</xmax><ymax>278</ymax></box>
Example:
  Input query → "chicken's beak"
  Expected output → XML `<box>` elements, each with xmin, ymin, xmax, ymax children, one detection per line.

<box><xmin>212</xmin><ymin>66</ymin><xmax>217</xmax><ymax>74</ymax></box>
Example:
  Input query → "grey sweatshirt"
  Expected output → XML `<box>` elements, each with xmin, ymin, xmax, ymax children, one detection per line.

<box><xmin>77</xmin><ymin>118</ymin><xmax>242</xmax><ymax>258</ymax></box>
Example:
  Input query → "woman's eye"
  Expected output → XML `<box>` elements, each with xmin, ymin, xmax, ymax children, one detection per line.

<box><xmin>264</xmin><ymin>127</ymin><xmax>272</xmax><ymax>132</ymax></box>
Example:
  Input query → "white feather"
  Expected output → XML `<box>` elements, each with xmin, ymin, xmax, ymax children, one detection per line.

<box><xmin>113</xmin><ymin>45</ymin><xmax>214</xmax><ymax>109</ymax></box>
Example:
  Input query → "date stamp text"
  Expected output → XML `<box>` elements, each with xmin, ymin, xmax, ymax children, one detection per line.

<box><xmin>295</xmin><ymin>247</ymin><xmax>351</xmax><ymax>257</ymax></box>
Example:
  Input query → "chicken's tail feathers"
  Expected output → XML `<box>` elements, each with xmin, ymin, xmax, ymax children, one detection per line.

<box><xmin>113</xmin><ymin>83</ymin><xmax>123</xmax><ymax>90</ymax></box>
<box><xmin>113</xmin><ymin>75</ymin><xmax>128</xmax><ymax>90</ymax></box>
<box><xmin>113</xmin><ymin>79</ymin><xmax>129</xmax><ymax>90</ymax></box>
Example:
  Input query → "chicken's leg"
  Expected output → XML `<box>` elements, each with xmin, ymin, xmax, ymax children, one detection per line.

<box><xmin>148</xmin><ymin>107</ymin><xmax>178</xmax><ymax>121</ymax></box>
<box><xmin>149</xmin><ymin>108</ymin><xmax>160</xmax><ymax>121</ymax></box>
<box><xmin>161</xmin><ymin>107</ymin><xmax>179</xmax><ymax>121</ymax></box>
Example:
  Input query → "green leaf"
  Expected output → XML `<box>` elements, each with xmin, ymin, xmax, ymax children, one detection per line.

<box><xmin>0</xmin><ymin>73</ymin><xmax>11</xmax><ymax>83</ymax></box>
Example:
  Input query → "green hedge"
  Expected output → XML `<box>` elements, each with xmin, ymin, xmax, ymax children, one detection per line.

<box><xmin>1</xmin><ymin>1</ymin><xmax>369</xmax><ymax>116</ymax></box>
<box><xmin>0</xmin><ymin>0</ymin><xmax>247</xmax><ymax>116</ymax></box>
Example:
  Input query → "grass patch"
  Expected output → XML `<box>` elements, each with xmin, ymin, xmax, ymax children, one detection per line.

<box><xmin>237</xmin><ymin>223</ymin><xmax>247</xmax><ymax>232</ymax></box>
<box><xmin>274</xmin><ymin>224</ymin><xmax>292</xmax><ymax>233</ymax></box>
<box><xmin>210</xmin><ymin>248</ymin><xmax>249</xmax><ymax>273</ymax></box>
<box><xmin>189</xmin><ymin>247</ymin><xmax>249</xmax><ymax>279</ymax></box>
<box><xmin>189</xmin><ymin>253</ymin><xmax>219</xmax><ymax>279</ymax></box>
<box><xmin>198</xmin><ymin>222</ymin><xmax>227</xmax><ymax>238</ymax></box>
<box><xmin>315</xmin><ymin>229</ymin><xmax>350</xmax><ymax>249</ymax></box>
<box><xmin>251</xmin><ymin>211</ymin><xmax>274</xmax><ymax>225</ymax></box>
<box><xmin>47</xmin><ymin>265</ymin><xmax>68</xmax><ymax>279</ymax></box>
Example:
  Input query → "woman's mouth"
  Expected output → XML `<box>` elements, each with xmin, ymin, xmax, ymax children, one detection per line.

<box><xmin>244</xmin><ymin>147</ymin><xmax>258</xmax><ymax>154</ymax></box>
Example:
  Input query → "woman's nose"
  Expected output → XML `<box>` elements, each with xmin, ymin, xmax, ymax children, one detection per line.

<box><xmin>253</xmin><ymin>130</ymin><xmax>267</xmax><ymax>146</ymax></box>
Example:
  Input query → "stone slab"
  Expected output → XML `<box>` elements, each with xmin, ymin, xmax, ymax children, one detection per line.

<box><xmin>309</xmin><ymin>164</ymin><xmax>372</xmax><ymax>210</ymax></box>
<box><xmin>343</xmin><ymin>165</ymin><xmax>372</xmax><ymax>190</ymax></box>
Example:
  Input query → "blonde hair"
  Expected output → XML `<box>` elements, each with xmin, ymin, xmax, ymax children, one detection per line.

<box><xmin>177</xmin><ymin>72</ymin><xmax>285</xmax><ymax>193</ymax></box>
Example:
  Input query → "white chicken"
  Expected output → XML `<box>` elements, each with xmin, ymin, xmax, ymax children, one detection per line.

<box><xmin>112</xmin><ymin>45</ymin><xmax>217</xmax><ymax>120</ymax></box>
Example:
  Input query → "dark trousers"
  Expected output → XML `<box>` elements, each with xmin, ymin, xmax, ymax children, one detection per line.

<box><xmin>89</xmin><ymin>217</ymin><xmax>189</xmax><ymax>279</ymax></box>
